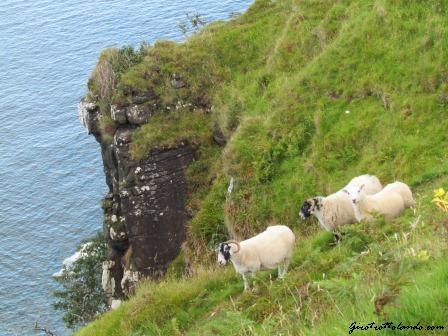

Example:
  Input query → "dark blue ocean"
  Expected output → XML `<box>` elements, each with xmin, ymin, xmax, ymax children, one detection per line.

<box><xmin>0</xmin><ymin>1</ymin><xmax>251</xmax><ymax>334</ymax></box>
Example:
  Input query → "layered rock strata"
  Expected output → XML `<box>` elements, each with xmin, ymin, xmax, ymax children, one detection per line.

<box><xmin>79</xmin><ymin>99</ymin><xmax>195</xmax><ymax>298</ymax></box>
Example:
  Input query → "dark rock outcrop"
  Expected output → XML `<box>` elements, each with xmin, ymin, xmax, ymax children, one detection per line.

<box><xmin>110</xmin><ymin>105</ymin><xmax>127</xmax><ymax>124</ymax></box>
<box><xmin>79</xmin><ymin>98</ymin><xmax>195</xmax><ymax>298</ymax></box>
<box><xmin>78</xmin><ymin>99</ymin><xmax>101</xmax><ymax>137</ymax></box>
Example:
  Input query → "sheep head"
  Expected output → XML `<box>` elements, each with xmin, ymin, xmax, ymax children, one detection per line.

<box><xmin>217</xmin><ymin>240</ymin><xmax>240</xmax><ymax>266</ymax></box>
<box><xmin>299</xmin><ymin>197</ymin><xmax>322</xmax><ymax>219</ymax></box>
<box><xmin>344</xmin><ymin>184</ymin><xmax>366</xmax><ymax>205</ymax></box>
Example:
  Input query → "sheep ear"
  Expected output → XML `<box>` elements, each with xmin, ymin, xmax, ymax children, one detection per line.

<box><xmin>342</xmin><ymin>189</ymin><xmax>350</xmax><ymax>195</ymax></box>
<box><xmin>312</xmin><ymin>197</ymin><xmax>322</xmax><ymax>211</ymax></box>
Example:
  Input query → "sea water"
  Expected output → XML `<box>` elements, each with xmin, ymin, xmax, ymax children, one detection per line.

<box><xmin>0</xmin><ymin>1</ymin><xmax>252</xmax><ymax>334</ymax></box>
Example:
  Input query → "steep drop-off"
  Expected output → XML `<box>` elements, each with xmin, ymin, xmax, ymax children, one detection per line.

<box><xmin>79</xmin><ymin>95</ymin><xmax>197</xmax><ymax>297</ymax></box>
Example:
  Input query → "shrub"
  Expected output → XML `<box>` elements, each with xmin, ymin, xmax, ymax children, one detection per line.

<box><xmin>88</xmin><ymin>45</ymin><xmax>147</xmax><ymax>102</ymax></box>
<box><xmin>53</xmin><ymin>232</ymin><xmax>108</xmax><ymax>329</ymax></box>
<box><xmin>178</xmin><ymin>12</ymin><xmax>207</xmax><ymax>36</ymax></box>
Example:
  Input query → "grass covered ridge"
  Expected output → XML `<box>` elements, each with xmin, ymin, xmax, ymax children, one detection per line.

<box><xmin>79</xmin><ymin>0</ymin><xmax>448</xmax><ymax>334</ymax></box>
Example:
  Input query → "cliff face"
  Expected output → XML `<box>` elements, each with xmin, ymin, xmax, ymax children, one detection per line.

<box><xmin>79</xmin><ymin>99</ymin><xmax>195</xmax><ymax>298</ymax></box>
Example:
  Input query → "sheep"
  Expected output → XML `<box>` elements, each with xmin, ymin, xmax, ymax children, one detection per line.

<box><xmin>343</xmin><ymin>174</ymin><xmax>383</xmax><ymax>195</ymax></box>
<box><xmin>381</xmin><ymin>181</ymin><xmax>414</xmax><ymax>208</ymax></box>
<box><xmin>346</xmin><ymin>182</ymin><xmax>409</xmax><ymax>222</ymax></box>
<box><xmin>217</xmin><ymin>225</ymin><xmax>295</xmax><ymax>291</ymax></box>
<box><xmin>299</xmin><ymin>174</ymin><xmax>382</xmax><ymax>235</ymax></box>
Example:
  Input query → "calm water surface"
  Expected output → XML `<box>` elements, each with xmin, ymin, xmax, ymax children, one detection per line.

<box><xmin>0</xmin><ymin>1</ymin><xmax>252</xmax><ymax>334</ymax></box>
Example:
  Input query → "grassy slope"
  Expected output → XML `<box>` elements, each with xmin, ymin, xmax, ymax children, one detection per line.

<box><xmin>78</xmin><ymin>0</ymin><xmax>448</xmax><ymax>335</ymax></box>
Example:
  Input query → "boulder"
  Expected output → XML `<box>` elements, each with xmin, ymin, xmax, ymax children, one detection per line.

<box><xmin>110</xmin><ymin>105</ymin><xmax>127</xmax><ymax>124</ymax></box>
<box><xmin>126</xmin><ymin>104</ymin><xmax>154</xmax><ymax>124</ymax></box>
<box><xmin>78</xmin><ymin>98</ymin><xmax>100</xmax><ymax>136</ymax></box>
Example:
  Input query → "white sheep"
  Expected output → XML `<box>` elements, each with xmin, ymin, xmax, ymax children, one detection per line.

<box><xmin>381</xmin><ymin>181</ymin><xmax>414</xmax><ymax>208</ymax></box>
<box><xmin>299</xmin><ymin>174</ymin><xmax>382</xmax><ymax>233</ymax></box>
<box><xmin>217</xmin><ymin>225</ymin><xmax>295</xmax><ymax>291</ymax></box>
<box><xmin>346</xmin><ymin>182</ymin><xmax>409</xmax><ymax>221</ymax></box>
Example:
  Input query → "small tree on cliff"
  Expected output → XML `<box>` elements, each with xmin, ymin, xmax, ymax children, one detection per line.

<box><xmin>53</xmin><ymin>232</ymin><xmax>108</xmax><ymax>329</ymax></box>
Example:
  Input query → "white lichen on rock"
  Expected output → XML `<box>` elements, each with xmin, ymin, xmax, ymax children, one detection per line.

<box><xmin>110</xmin><ymin>299</ymin><xmax>122</xmax><ymax>310</ymax></box>
<box><xmin>110</xmin><ymin>105</ymin><xmax>127</xmax><ymax>123</ymax></box>
<box><xmin>77</xmin><ymin>99</ymin><xmax>96</xmax><ymax>131</ymax></box>
<box><xmin>121</xmin><ymin>269</ymin><xmax>141</xmax><ymax>295</ymax></box>
<box><xmin>101</xmin><ymin>260</ymin><xmax>116</xmax><ymax>296</ymax></box>
<box><xmin>109</xmin><ymin>226</ymin><xmax>126</xmax><ymax>240</ymax></box>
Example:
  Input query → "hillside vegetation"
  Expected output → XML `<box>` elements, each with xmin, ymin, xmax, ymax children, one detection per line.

<box><xmin>78</xmin><ymin>0</ymin><xmax>448</xmax><ymax>335</ymax></box>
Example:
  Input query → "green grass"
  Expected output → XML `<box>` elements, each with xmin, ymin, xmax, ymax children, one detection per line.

<box><xmin>77</xmin><ymin>186</ymin><xmax>448</xmax><ymax>335</ymax></box>
<box><xmin>130</xmin><ymin>109</ymin><xmax>213</xmax><ymax>158</ymax></box>
<box><xmin>78</xmin><ymin>0</ymin><xmax>448</xmax><ymax>334</ymax></box>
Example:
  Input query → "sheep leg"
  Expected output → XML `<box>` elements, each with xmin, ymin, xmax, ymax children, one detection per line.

<box><xmin>278</xmin><ymin>264</ymin><xmax>284</xmax><ymax>279</ymax></box>
<box><xmin>279</xmin><ymin>258</ymin><xmax>291</xmax><ymax>279</ymax></box>
<box><xmin>242</xmin><ymin>273</ymin><xmax>250</xmax><ymax>291</ymax></box>
<box><xmin>283</xmin><ymin>258</ymin><xmax>291</xmax><ymax>276</ymax></box>
<box><xmin>250</xmin><ymin>272</ymin><xmax>256</xmax><ymax>289</ymax></box>
<box><xmin>333</xmin><ymin>232</ymin><xmax>342</xmax><ymax>244</ymax></box>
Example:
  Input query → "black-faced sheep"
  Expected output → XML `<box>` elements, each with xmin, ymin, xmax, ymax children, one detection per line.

<box><xmin>217</xmin><ymin>225</ymin><xmax>295</xmax><ymax>291</ymax></box>
<box><xmin>299</xmin><ymin>174</ymin><xmax>382</xmax><ymax>233</ymax></box>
